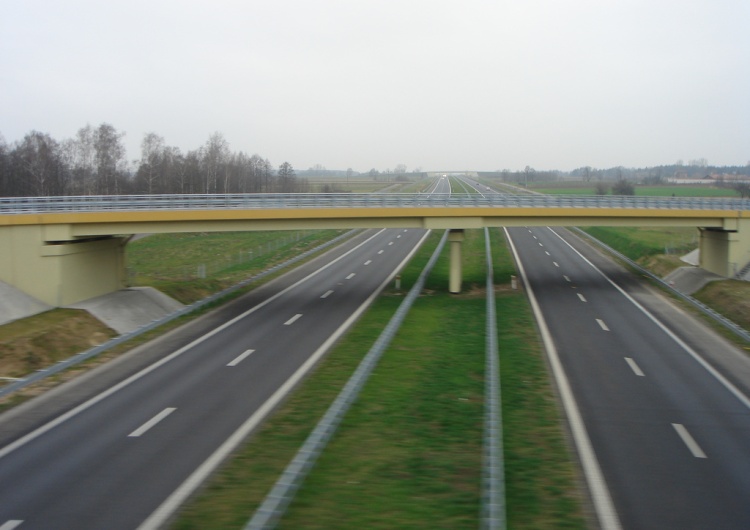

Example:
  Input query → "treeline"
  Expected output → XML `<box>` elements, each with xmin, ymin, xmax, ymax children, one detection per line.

<box><xmin>0</xmin><ymin>124</ymin><xmax>308</xmax><ymax>197</ymax></box>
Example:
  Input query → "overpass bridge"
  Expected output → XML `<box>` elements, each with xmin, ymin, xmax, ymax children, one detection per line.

<box><xmin>2</xmin><ymin>193</ymin><xmax>750</xmax><ymax>306</ymax></box>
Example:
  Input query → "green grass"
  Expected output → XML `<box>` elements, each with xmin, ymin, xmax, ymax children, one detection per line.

<box><xmin>172</xmin><ymin>229</ymin><xmax>585</xmax><ymax>529</ymax></box>
<box><xmin>580</xmin><ymin>226</ymin><xmax>698</xmax><ymax>262</ymax></box>
<box><xmin>127</xmin><ymin>230</ymin><xmax>347</xmax><ymax>303</ymax></box>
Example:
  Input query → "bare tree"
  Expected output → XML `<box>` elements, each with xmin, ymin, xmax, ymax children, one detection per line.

<box><xmin>277</xmin><ymin>161</ymin><xmax>297</xmax><ymax>192</ymax></box>
<box><xmin>136</xmin><ymin>132</ymin><xmax>165</xmax><ymax>194</ymax></box>
<box><xmin>93</xmin><ymin>123</ymin><xmax>126</xmax><ymax>195</ymax></box>
<box><xmin>201</xmin><ymin>132</ymin><xmax>228</xmax><ymax>194</ymax></box>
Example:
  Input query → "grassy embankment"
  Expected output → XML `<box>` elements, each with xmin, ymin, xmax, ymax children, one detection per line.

<box><xmin>173</xmin><ymin>228</ymin><xmax>585</xmax><ymax>529</ymax></box>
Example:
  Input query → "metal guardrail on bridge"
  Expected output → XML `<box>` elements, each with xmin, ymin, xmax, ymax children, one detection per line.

<box><xmin>1</xmin><ymin>193</ymin><xmax>750</xmax><ymax>214</ymax></box>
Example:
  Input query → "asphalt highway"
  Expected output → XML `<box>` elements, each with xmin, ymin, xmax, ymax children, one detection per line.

<box><xmin>506</xmin><ymin>225</ymin><xmax>750</xmax><ymax>529</ymax></box>
<box><xmin>0</xmin><ymin>226</ymin><xmax>430</xmax><ymax>530</ymax></box>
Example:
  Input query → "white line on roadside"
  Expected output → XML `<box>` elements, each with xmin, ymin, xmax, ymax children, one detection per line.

<box><xmin>345</xmin><ymin>273</ymin><xmax>356</xmax><ymax>280</ymax></box>
<box><xmin>624</xmin><ymin>357</ymin><xmax>645</xmax><ymax>376</ymax></box>
<box><xmin>0</xmin><ymin>229</ymin><xmax>395</xmax><ymax>463</ymax></box>
<box><xmin>364</xmin><ymin>260</ymin><xmax>372</xmax><ymax>265</ymax></box>
<box><xmin>504</xmin><ymin>228</ymin><xmax>622</xmax><ymax>530</ymax></box>
<box><xmin>0</xmin><ymin>521</ymin><xmax>23</xmax><ymax>530</ymax></box>
<box><xmin>596</xmin><ymin>319</ymin><xmax>610</xmax><ymax>331</ymax></box>
<box><xmin>577</xmin><ymin>293</ymin><xmax>587</xmax><ymax>302</ymax></box>
<box><xmin>227</xmin><ymin>349</ymin><xmax>255</xmax><ymax>367</ymax></box>
<box><xmin>129</xmin><ymin>408</ymin><xmax>177</xmax><ymax>438</ymax></box>
<box><xmin>138</xmin><ymin>229</ymin><xmax>433</xmax><ymax>530</ymax></box>
<box><xmin>548</xmin><ymin>227</ymin><xmax>750</xmax><ymax>412</ymax></box>
<box><xmin>320</xmin><ymin>290</ymin><xmax>334</xmax><ymax>299</ymax></box>
<box><xmin>672</xmin><ymin>423</ymin><xmax>707</xmax><ymax>458</ymax></box>
<box><xmin>284</xmin><ymin>314</ymin><xmax>303</xmax><ymax>326</ymax></box>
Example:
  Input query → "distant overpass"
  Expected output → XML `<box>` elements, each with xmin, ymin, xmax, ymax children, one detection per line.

<box><xmin>2</xmin><ymin>193</ymin><xmax>750</xmax><ymax>306</ymax></box>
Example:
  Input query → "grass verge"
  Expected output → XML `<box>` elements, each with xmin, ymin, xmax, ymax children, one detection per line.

<box><xmin>173</xmin><ymin>229</ymin><xmax>585</xmax><ymax>529</ymax></box>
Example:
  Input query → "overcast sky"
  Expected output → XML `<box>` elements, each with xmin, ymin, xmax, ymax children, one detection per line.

<box><xmin>2</xmin><ymin>0</ymin><xmax>748</xmax><ymax>172</ymax></box>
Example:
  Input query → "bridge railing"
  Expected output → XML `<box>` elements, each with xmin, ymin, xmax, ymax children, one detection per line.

<box><xmin>1</xmin><ymin>193</ymin><xmax>749</xmax><ymax>214</ymax></box>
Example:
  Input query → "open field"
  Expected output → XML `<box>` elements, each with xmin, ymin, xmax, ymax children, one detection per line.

<box><xmin>173</xmin><ymin>229</ymin><xmax>585</xmax><ymax>529</ymax></box>
<box><xmin>532</xmin><ymin>183</ymin><xmax>739</xmax><ymax>197</ymax></box>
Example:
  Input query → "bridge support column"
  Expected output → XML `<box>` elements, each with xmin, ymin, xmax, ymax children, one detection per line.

<box><xmin>448</xmin><ymin>229</ymin><xmax>464</xmax><ymax>294</ymax></box>
<box><xmin>0</xmin><ymin>225</ymin><xmax>127</xmax><ymax>307</ymax></box>
<box><xmin>699</xmin><ymin>218</ymin><xmax>750</xmax><ymax>277</ymax></box>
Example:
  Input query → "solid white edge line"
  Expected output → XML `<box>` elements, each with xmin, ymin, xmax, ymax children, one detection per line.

<box><xmin>548</xmin><ymin>227</ymin><xmax>750</xmax><ymax>412</ymax></box>
<box><xmin>129</xmin><ymin>408</ymin><xmax>177</xmax><ymax>438</ymax></box>
<box><xmin>227</xmin><ymin>349</ymin><xmax>255</xmax><ymax>367</ymax></box>
<box><xmin>624</xmin><ymin>357</ymin><xmax>645</xmax><ymax>377</ymax></box>
<box><xmin>672</xmin><ymin>423</ymin><xmax>707</xmax><ymax>458</ymax></box>
<box><xmin>0</xmin><ymin>521</ymin><xmax>24</xmax><ymax>530</ymax></box>
<box><xmin>284</xmin><ymin>314</ymin><xmax>303</xmax><ymax>326</ymax></box>
<box><xmin>597</xmin><ymin>319</ymin><xmax>610</xmax><ymax>331</ymax></box>
<box><xmin>0</xmin><ymin>228</ymin><xmax>391</xmax><ymax>462</ymax></box>
<box><xmin>505</xmin><ymin>228</ymin><xmax>622</xmax><ymax>530</ymax></box>
<box><xmin>137</xmin><ymin>229</ymin><xmax>432</xmax><ymax>530</ymax></box>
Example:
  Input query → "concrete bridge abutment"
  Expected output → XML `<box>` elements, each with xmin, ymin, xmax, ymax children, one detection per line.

<box><xmin>0</xmin><ymin>225</ymin><xmax>127</xmax><ymax>306</ymax></box>
<box><xmin>699</xmin><ymin>218</ymin><xmax>750</xmax><ymax>277</ymax></box>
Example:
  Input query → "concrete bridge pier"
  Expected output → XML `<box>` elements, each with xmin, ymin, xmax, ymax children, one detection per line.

<box><xmin>0</xmin><ymin>225</ymin><xmax>128</xmax><ymax>307</ymax></box>
<box><xmin>699</xmin><ymin>218</ymin><xmax>750</xmax><ymax>277</ymax></box>
<box><xmin>449</xmin><ymin>229</ymin><xmax>464</xmax><ymax>293</ymax></box>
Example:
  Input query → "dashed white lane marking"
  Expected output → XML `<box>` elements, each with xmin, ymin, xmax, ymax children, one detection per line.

<box><xmin>553</xmin><ymin>261</ymin><xmax>559</xmax><ymax>268</ymax></box>
<box><xmin>672</xmin><ymin>423</ymin><xmax>707</xmax><ymax>458</ymax></box>
<box><xmin>0</xmin><ymin>521</ymin><xmax>24</xmax><ymax>530</ymax></box>
<box><xmin>539</xmin><ymin>242</ymin><xmax>544</xmax><ymax>247</ymax></box>
<box><xmin>129</xmin><ymin>408</ymin><xmax>177</xmax><ymax>438</ymax></box>
<box><xmin>564</xmin><ymin>275</ymin><xmax>571</xmax><ymax>282</ymax></box>
<box><xmin>284</xmin><ymin>314</ymin><xmax>303</xmax><ymax>326</ymax></box>
<box><xmin>388</xmin><ymin>241</ymin><xmax>394</xmax><ymax>245</ymax></box>
<box><xmin>364</xmin><ymin>260</ymin><xmax>372</xmax><ymax>265</ymax></box>
<box><xmin>577</xmin><ymin>293</ymin><xmax>587</xmax><ymax>302</ymax></box>
<box><xmin>624</xmin><ymin>357</ymin><xmax>645</xmax><ymax>376</ymax></box>
<box><xmin>397</xmin><ymin>235</ymin><xmax>402</xmax><ymax>238</ymax></box>
<box><xmin>533</xmin><ymin>235</ymin><xmax>537</xmax><ymax>239</ymax></box>
<box><xmin>545</xmin><ymin>251</ymin><xmax>550</xmax><ymax>256</ymax></box>
<box><xmin>320</xmin><ymin>290</ymin><xmax>334</xmax><ymax>299</ymax></box>
<box><xmin>345</xmin><ymin>272</ymin><xmax>356</xmax><ymax>280</ymax></box>
<box><xmin>227</xmin><ymin>349</ymin><xmax>255</xmax><ymax>367</ymax></box>
<box><xmin>377</xmin><ymin>250</ymin><xmax>384</xmax><ymax>255</ymax></box>
<box><xmin>596</xmin><ymin>319</ymin><xmax>610</xmax><ymax>331</ymax></box>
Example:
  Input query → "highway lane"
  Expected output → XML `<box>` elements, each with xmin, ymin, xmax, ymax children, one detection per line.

<box><xmin>0</xmin><ymin>227</ymin><xmax>430</xmax><ymax>530</ymax></box>
<box><xmin>507</xmin><ymin>225</ymin><xmax>750</xmax><ymax>529</ymax></box>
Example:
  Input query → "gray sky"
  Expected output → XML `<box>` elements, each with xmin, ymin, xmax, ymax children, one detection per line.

<box><xmin>2</xmin><ymin>0</ymin><xmax>748</xmax><ymax>172</ymax></box>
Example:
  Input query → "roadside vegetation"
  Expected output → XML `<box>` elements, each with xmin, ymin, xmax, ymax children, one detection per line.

<box><xmin>127</xmin><ymin>229</ymin><xmax>348</xmax><ymax>303</ymax></box>
<box><xmin>173</xmin><ymin>228</ymin><xmax>585</xmax><ymax>529</ymax></box>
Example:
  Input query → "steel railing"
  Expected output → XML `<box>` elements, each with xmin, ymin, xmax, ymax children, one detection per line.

<box><xmin>1</xmin><ymin>193</ymin><xmax>749</xmax><ymax>214</ymax></box>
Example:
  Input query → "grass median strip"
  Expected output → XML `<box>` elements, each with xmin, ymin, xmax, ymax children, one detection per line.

<box><xmin>173</xmin><ymin>229</ymin><xmax>585</xmax><ymax>529</ymax></box>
